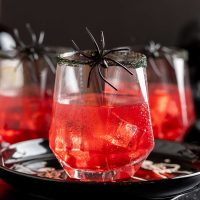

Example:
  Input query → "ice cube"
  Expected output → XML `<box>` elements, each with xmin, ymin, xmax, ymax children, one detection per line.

<box><xmin>54</xmin><ymin>128</ymin><xmax>67</xmax><ymax>160</ymax></box>
<box><xmin>69</xmin><ymin>150</ymin><xmax>89</xmax><ymax>168</ymax></box>
<box><xmin>167</xmin><ymin>100</ymin><xmax>179</xmax><ymax>117</ymax></box>
<box><xmin>82</xmin><ymin>136</ymin><xmax>105</xmax><ymax>152</ymax></box>
<box><xmin>104</xmin><ymin>112</ymin><xmax>138</xmax><ymax>148</ymax></box>
<box><xmin>150</xmin><ymin>93</ymin><xmax>170</xmax><ymax>119</ymax></box>
<box><xmin>70</xmin><ymin>134</ymin><xmax>82</xmax><ymax>150</ymax></box>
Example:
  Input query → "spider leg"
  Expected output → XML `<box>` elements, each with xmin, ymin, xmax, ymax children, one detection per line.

<box><xmin>86</xmin><ymin>27</ymin><xmax>100</xmax><ymax>54</ymax></box>
<box><xmin>13</xmin><ymin>28</ymin><xmax>25</xmax><ymax>48</ymax></box>
<box><xmin>27</xmin><ymin>55</ymin><xmax>39</xmax><ymax>83</ymax></box>
<box><xmin>105</xmin><ymin>58</ymin><xmax>133</xmax><ymax>75</ymax></box>
<box><xmin>43</xmin><ymin>54</ymin><xmax>56</xmax><ymax>74</ymax></box>
<box><xmin>32</xmin><ymin>51</ymin><xmax>39</xmax><ymax>60</ymax></box>
<box><xmin>101</xmin><ymin>31</ymin><xmax>105</xmax><ymax>54</ymax></box>
<box><xmin>87</xmin><ymin>65</ymin><xmax>96</xmax><ymax>88</ymax></box>
<box><xmin>148</xmin><ymin>57</ymin><xmax>162</xmax><ymax>77</ymax></box>
<box><xmin>98</xmin><ymin>65</ymin><xmax>117</xmax><ymax>91</ymax></box>
<box><xmin>26</xmin><ymin>23</ymin><xmax>37</xmax><ymax>45</ymax></box>
<box><xmin>38</xmin><ymin>31</ymin><xmax>45</xmax><ymax>45</ymax></box>
<box><xmin>71</xmin><ymin>40</ymin><xmax>92</xmax><ymax>59</ymax></box>
<box><xmin>103</xmin><ymin>47</ymin><xmax>130</xmax><ymax>56</ymax></box>
<box><xmin>103</xmin><ymin>59</ymin><xmax>109</xmax><ymax>68</ymax></box>
<box><xmin>14</xmin><ymin>56</ymin><xmax>24</xmax><ymax>72</ymax></box>
<box><xmin>28</xmin><ymin>54</ymin><xmax>36</xmax><ymax>64</ymax></box>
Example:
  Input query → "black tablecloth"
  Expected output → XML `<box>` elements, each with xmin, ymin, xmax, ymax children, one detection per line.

<box><xmin>1</xmin><ymin>179</ymin><xmax>200</xmax><ymax>200</ymax></box>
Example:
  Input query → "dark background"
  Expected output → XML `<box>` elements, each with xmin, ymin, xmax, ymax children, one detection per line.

<box><xmin>1</xmin><ymin>0</ymin><xmax>200</xmax><ymax>48</ymax></box>
<box><xmin>1</xmin><ymin>2</ymin><xmax>200</xmax><ymax>200</ymax></box>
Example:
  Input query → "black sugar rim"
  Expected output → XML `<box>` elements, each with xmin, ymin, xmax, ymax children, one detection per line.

<box><xmin>57</xmin><ymin>50</ymin><xmax>147</xmax><ymax>69</ymax></box>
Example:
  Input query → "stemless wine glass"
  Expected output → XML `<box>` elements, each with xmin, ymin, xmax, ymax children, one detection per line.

<box><xmin>49</xmin><ymin>50</ymin><xmax>154</xmax><ymax>182</ymax></box>
<box><xmin>0</xmin><ymin>54</ymin><xmax>52</xmax><ymax>146</ymax></box>
<box><xmin>0</xmin><ymin>24</ymin><xmax>71</xmax><ymax>147</ymax></box>
<box><xmin>0</xmin><ymin>47</ymin><xmax>67</xmax><ymax>146</ymax></box>
<box><xmin>144</xmin><ymin>43</ymin><xmax>195</xmax><ymax>141</ymax></box>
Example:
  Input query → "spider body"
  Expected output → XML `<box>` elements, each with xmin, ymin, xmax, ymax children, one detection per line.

<box><xmin>72</xmin><ymin>27</ymin><xmax>133</xmax><ymax>91</ymax></box>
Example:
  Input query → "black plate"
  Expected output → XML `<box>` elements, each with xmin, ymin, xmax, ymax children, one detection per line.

<box><xmin>0</xmin><ymin>139</ymin><xmax>200</xmax><ymax>199</ymax></box>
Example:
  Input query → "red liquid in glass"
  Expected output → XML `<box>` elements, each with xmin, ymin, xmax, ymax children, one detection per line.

<box><xmin>0</xmin><ymin>92</ymin><xmax>52</xmax><ymax>144</ymax></box>
<box><xmin>49</xmin><ymin>94</ymin><xmax>154</xmax><ymax>181</ymax></box>
<box><xmin>149</xmin><ymin>84</ymin><xmax>195</xmax><ymax>141</ymax></box>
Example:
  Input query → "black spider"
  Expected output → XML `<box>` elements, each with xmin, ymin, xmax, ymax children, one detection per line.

<box><xmin>144</xmin><ymin>41</ymin><xmax>161</xmax><ymax>58</ymax></box>
<box><xmin>72</xmin><ymin>27</ymin><xmax>133</xmax><ymax>91</ymax></box>
<box><xmin>13</xmin><ymin>23</ymin><xmax>56</xmax><ymax>79</ymax></box>
<box><xmin>144</xmin><ymin>41</ymin><xmax>175</xmax><ymax>74</ymax></box>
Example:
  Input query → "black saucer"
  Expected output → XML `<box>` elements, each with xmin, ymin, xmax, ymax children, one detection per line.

<box><xmin>0</xmin><ymin>139</ymin><xmax>200</xmax><ymax>199</ymax></box>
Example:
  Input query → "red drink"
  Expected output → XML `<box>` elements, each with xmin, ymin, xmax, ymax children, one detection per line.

<box><xmin>0</xmin><ymin>88</ymin><xmax>52</xmax><ymax>144</ymax></box>
<box><xmin>149</xmin><ymin>84</ymin><xmax>195</xmax><ymax>141</ymax></box>
<box><xmin>49</xmin><ymin>93</ymin><xmax>154</xmax><ymax>181</ymax></box>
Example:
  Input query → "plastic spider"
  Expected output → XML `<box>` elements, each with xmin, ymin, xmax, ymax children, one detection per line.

<box><xmin>144</xmin><ymin>41</ymin><xmax>161</xmax><ymax>58</ymax></box>
<box><xmin>72</xmin><ymin>27</ymin><xmax>133</xmax><ymax>90</ymax></box>
<box><xmin>13</xmin><ymin>23</ymin><xmax>56</xmax><ymax>75</ymax></box>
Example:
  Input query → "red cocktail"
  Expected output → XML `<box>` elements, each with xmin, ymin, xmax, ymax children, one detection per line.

<box><xmin>50</xmin><ymin>94</ymin><xmax>153</xmax><ymax>180</ymax></box>
<box><xmin>0</xmin><ymin>25</ymin><xmax>67</xmax><ymax>146</ymax></box>
<box><xmin>0</xmin><ymin>88</ymin><xmax>52</xmax><ymax>144</ymax></box>
<box><xmin>138</xmin><ymin>43</ymin><xmax>195</xmax><ymax>141</ymax></box>
<box><xmin>49</xmin><ymin>49</ymin><xmax>154</xmax><ymax>182</ymax></box>
<box><xmin>149</xmin><ymin>84</ymin><xmax>195</xmax><ymax>141</ymax></box>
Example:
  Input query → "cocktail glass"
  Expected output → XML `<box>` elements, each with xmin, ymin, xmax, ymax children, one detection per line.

<box><xmin>0</xmin><ymin>47</ymin><xmax>66</xmax><ymax>146</ymax></box>
<box><xmin>146</xmin><ymin>45</ymin><xmax>195</xmax><ymax>141</ymax></box>
<box><xmin>49</xmin><ymin>50</ymin><xmax>154</xmax><ymax>182</ymax></box>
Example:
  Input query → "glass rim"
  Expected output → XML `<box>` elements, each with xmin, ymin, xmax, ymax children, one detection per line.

<box><xmin>160</xmin><ymin>46</ymin><xmax>188</xmax><ymax>60</ymax></box>
<box><xmin>57</xmin><ymin>50</ymin><xmax>147</xmax><ymax>68</ymax></box>
<box><xmin>0</xmin><ymin>46</ymin><xmax>72</xmax><ymax>59</ymax></box>
<box><xmin>131</xmin><ymin>45</ymin><xmax>188</xmax><ymax>61</ymax></box>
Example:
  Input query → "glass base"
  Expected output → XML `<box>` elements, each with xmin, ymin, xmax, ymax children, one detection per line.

<box><xmin>60</xmin><ymin>160</ymin><xmax>143</xmax><ymax>182</ymax></box>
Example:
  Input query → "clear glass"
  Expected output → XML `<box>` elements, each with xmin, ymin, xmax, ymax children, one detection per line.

<box><xmin>49</xmin><ymin>51</ymin><xmax>154</xmax><ymax>182</ymax></box>
<box><xmin>146</xmin><ymin>48</ymin><xmax>195</xmax><ymax>141</ymax></box>
<box><xmin>0</xmin><ymin>47</ymin><xmax>67</xmax><ymax>146</ymax></box>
